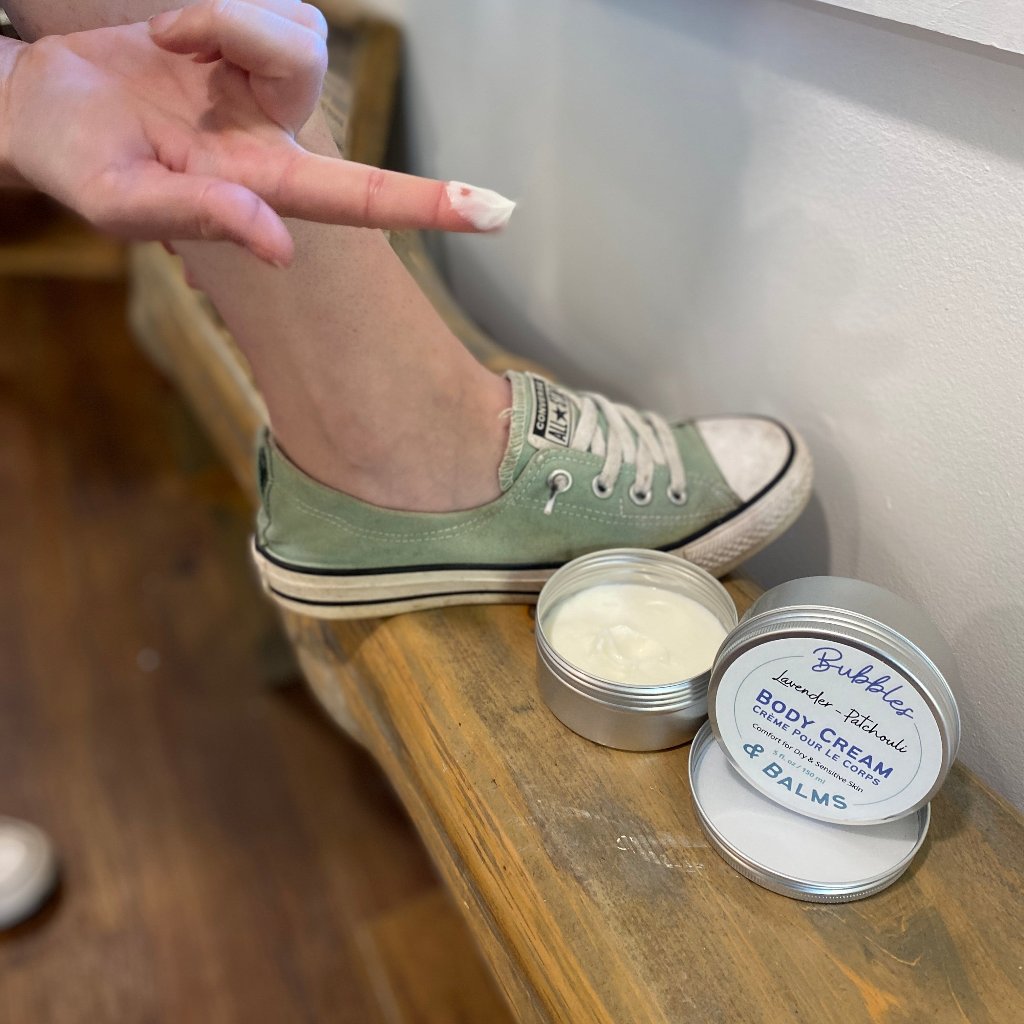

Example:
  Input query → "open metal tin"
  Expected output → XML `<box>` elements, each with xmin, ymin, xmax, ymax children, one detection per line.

<box><xmin>536</xmin><ymin>562</ymin><xmax>960</xmax><ymax>900</ymax></box>
<box><xmin>536</xmin><ymin>549</ymin><xmax>738</xmax><ymax>751</ymax></box>
<box><xmin>689</xmin><ymin>722</ymin><xmax>931</xmax><ymax>902</ymax></box>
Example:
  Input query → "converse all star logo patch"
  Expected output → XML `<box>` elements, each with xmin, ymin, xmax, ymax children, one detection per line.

<box><xmin>530</xmin><ymin>376</ymin><xmax>574</xmax><ymax>447</ymax></box>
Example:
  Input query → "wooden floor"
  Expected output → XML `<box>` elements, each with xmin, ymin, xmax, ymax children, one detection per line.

<box><xmin>0</xmin><ymin>272</ymin><xmax>512</xmax><ymax>1024</ymax></box>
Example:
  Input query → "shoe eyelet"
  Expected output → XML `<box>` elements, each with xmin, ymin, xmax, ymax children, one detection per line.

<box><xmin>544</xmin><ymin>469</ymin><xmax>573</xmax><ymax>515</ymax></box>
<box><xmin>591</xmin><ymin>476</ymin><xmax>613</xmax><ymax>499</ymax></box>
<box><xmin>667</xmin><ymin>486</ymin><xmax>687</xmax><ymax>506</ymax></box>
<box><xmin>628</xmin><ymin>484</ymin><xmax>653</xmax><ymax>506</ymax></box>
<box><xmin>547</xmin><ymin>469</ymin><xmax>573</xmax><ymax>491</ymax></box>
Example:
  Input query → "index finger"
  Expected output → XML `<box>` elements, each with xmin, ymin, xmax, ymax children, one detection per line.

<box><xmin>255</xmin><ymin>150</ymin><xmax>516</xmax><ymax>233</ymax></box>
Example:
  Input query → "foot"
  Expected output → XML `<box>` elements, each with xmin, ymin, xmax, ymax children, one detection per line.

<box><xmin>253</xmin><ymin>372</ymin><xmax>813</xmax><ymax>618</ymax></box>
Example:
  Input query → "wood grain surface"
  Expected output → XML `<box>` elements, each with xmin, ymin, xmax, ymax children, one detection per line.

<box><xmin>287</xmin><ymin>602</ymin><xmax>1024</xmax><ymax>1024</ymax></box>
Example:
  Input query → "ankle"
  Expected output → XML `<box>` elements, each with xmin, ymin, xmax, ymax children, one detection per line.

<box><xmin>272</xmin><ymin>371</ymin><xmax>512</xmax><ymax>513</ymax></box>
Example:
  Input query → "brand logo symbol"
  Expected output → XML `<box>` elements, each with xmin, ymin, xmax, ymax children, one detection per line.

<box><xmin>532</xmin><ymin>378</ymin><xmax>572</xmax><ymax>446</ymax></box>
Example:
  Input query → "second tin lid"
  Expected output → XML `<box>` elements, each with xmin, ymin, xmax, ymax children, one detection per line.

<box><xmin>706</xmin><ymin>576</ymin><xmax>960</xmax><ymax>826</ymax></box>
<box><xmin>688</xmin><ymin>722</ymin><xmax>930</xmax><ymax>902</ymax></box>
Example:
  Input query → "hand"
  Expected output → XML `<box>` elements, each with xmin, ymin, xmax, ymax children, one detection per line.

<box><xmin>0</xmin><ymin>1</ymin><xmax>514</xmax><ymax>265</ymax></box>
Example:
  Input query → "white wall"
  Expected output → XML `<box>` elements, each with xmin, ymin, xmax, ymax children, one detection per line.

<box><xmin>384</xmin><ymin>0</ymin><xmax>1024</xmax><ymax>811</ymax></box>
<box><xmin>813</xmin><ymin>0</ymin><xmax>1024</xmax><ymax>56</ymax></box>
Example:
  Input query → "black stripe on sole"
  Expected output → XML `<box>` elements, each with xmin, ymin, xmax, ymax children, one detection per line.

<box><xmin>268</xmin><ymin>586</ymin><xmax>542</xmax><ymax>608</ymax></box>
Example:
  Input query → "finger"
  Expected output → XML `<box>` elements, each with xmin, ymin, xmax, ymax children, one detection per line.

<box><xmin>85</xmin><ymin>164</ymin><xmax>294</xmax><ymax>266</ymax></box>
<box><xmin>248</xmin><ymin>149</ymin><xmax>517</xmax><ymax>233</ymax></box>
<box><xmin>179</xmin><ymin>0</ymin><xmax>328</xmax><ymax>37</ymax></box>
<box><xmin>149</xmin><ymin>2</ymin><xmax>327</xmax><ymax>81</ymax></box>
<box><xmin>238</xmin><ymin>0</ymin><xmax>329</xmax><ymax>38</ymax></box>
<box><xmin>150</xmin><ymin>2</ymin><xmax>327</xmax><ymax>132</ymax></box>
<box><xmin>149</xmin><ymin>0</ymin><xmax>326</xmax><ymax>41</ymax></box>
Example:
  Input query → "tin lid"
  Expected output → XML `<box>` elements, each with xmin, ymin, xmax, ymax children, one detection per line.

<box><xmin>708</xmin><ymin>576</ymin><xmax>960</xmax><ymax>826</ymax></box>
<box><xmin>688</xmin><ymin>722</ymin><xmax>930</xmax><ymax>902</ymax></box>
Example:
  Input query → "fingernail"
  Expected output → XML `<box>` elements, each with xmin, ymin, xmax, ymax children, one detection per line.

<box><xmin>445</xmin><ymin>181</ymin><xmax>516</xmax><ymax>232</ymax></box>
<box><xmin>148</xmin><ymin>9</ymin><xmax>181</xmax><ymax>35</ymax></box>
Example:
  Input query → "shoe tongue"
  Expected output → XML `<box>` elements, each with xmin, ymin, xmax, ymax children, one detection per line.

<box><xmin>499</xmin><ymin>372</ymin><xmax>581</xmax><ymax>490</ymax></box>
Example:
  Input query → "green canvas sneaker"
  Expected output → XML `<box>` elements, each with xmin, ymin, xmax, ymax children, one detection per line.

<box><xmin>253</xmin><ymin>371</ymin><xmax>812</xmax><ymax>618</ymax></box>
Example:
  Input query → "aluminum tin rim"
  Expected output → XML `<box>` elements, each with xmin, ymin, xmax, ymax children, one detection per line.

<box><xmin>536</xmin><ymin>548</ymin><xmax>738</xmax><ymax>712</ymax></box>
<box><xmin>718</xmin><ymin>602</ymin><xmax>961</xmax><ymax>750</ymax></box>
<box><xmin>708</xmin><ymin>605</ymin><xmax>959</xmax><ymax>824</ymax></box>
<box><xmin>688</xmin><ymin>723</ymin><xmax>931</xmax><ymax>902</ymax></box>
<box><xmin>745</xmin><ymin>577</ymin><xmax>960</xmax><ymax>691</ymax></box>
<box><xmin>537</xmin><ymin>641</ymin><xmax>706</xmax><ymax>712</ymax></box>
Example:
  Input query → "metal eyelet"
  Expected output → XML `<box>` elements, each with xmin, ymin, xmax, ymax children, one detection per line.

<box><xmin>591</xmin><ymin>476</ymin><xmax>612</xmax><ymax>499</ymax></box>
<box><xmin>544</xmin><ymin>469</ymin><xmax>573</xmax><ymax>515</ymax></box>
<box><xmin>628</xmin><ymin>484</ymin><xmax>653</xmax><ymax>506</ymax></box>
<box><xmin>667</xmin><ymin>486</ymin><xmax>687</xmax><ymax>506</ymax></box>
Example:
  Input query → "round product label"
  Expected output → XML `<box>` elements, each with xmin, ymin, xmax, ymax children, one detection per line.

<box><xmin>712</xmin><ymin>637</ymin><xmax>943</xmax><ymax>824</ymax></box>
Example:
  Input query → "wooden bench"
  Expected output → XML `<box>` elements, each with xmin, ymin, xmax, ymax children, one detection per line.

<box><xmin>128</xmin><ymin>15</ymin><xmax>1024</xmax><ymax>1023</ymax></box>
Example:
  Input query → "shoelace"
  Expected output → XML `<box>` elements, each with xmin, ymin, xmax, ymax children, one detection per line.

<box><xmin>573</xmin><ymin>391</ymin><xmax>688</xmax><ymax>505</ymax></box>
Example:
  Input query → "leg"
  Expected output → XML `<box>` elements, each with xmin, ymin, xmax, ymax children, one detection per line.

<box><xmin>5</xmin><ymin>0</ymin><xmax>511</xmax><ymax>513</ymax></box>
<box><xmin>6</xmin><ymin>0</ymin><xmax>812</xmax><ymax>618</ymax></box>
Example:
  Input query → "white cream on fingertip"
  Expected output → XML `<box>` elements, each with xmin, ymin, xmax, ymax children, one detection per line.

<box><xmin>445</xmin><ymin>181</ymin><xmax>516</xmax><ymax>231</ymax></box>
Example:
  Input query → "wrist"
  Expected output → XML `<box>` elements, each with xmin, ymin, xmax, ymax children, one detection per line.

<box><xmin>0</xmin><ymin>36</ymin><xmax>29</xmax><ymax>188</ymax></box>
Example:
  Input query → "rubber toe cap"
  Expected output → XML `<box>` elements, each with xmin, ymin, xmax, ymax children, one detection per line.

<box><xmin>695</xmin><ymin>417</ymin><xmax>794</xmax><ymax>504</ymax></box>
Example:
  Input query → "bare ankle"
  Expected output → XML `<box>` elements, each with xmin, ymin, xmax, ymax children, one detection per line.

<box><xmin>271</xmin><ymin>370</ymin><xmax>512</xmax><ymax>513</ymax></box>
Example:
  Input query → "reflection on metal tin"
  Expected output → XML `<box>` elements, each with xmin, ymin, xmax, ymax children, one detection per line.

<box><xmin>689</xmin><ymin>722</ymin><xmax>930</xmax><ymax>902</ymax></box>
<box><xmin>708</xmin><ymin>577</ymin><xmax>960</xmax><ymax>826</ymax></box>
<box><xmin>536</xmin><ymin>549</ymin><xmax>738</xmax><ymax>751</ymax></box>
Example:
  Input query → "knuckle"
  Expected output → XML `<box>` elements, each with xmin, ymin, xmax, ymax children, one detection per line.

<box><xmin>364</xmin><ymin>167</ymin><xmax>387</xmax><ymax>221</ymax></box>
<box><xmin>288</xmin><ymin>30</ymin><xmax>327</xmax><ymax>77</ymax></box>
<box><xmin>197</xmin><ymin>181</ymin><xmax>261</xmax><ymax>245</ymax></box>
<box><xmin>79</xmin><ymin>186</ymin><xmax>117</xmax><ymax>232</ymax></box>
<box><xmin>25</xmin><ymin>35</ymin><xmax>62</xmax><ymax>64</ymax></box>
<box><xmin>196</xmin><ymin>182</ymin><xmax>225</xmax><ymax>241</ymax></box>
<box><xmin>205</xmin><ymin>0</ymin><xmax>238</xmax><ymax>30</ymax></box>
<box><xmin>297</xmin><ymin>3</ymin><xmax>330</xmax><ymax>38</ymax></box>
<box><xmin>309</xmin><ymin>33</ymin><xmax>329</xmax><ymax>75</ymax></box>
<box><xmin>16</xmin><ymin>35</ymin><xmax>68</xmax><ymax>88</ymax></box>
<box><xmin>272</xmin><ymin>150</ymin><xmax>302</xmax><ymax>207</ymax></box>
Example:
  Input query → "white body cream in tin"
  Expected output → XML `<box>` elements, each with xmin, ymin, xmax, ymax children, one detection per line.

<box><xmin>544</xmin><ymin>583</ymin><xmax>727</xmax><ymax>686</ymax></box>
<box><xmin>536</xmin><ymin>549</ymin><xmax>738</xmax><ymax>751</ymax></box>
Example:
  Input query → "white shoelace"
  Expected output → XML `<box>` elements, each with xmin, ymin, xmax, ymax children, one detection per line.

<box><xmin>572</xmin><ymin>392</ymin><xmax>687</xmax><ymax>504</ymax></box>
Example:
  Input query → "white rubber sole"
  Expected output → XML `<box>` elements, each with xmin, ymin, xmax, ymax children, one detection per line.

<box><xmin>253</xmin><ymin>430</ymin><xmax>812</xmax><ymax>620</ymax></box>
